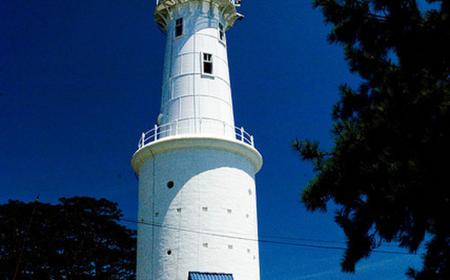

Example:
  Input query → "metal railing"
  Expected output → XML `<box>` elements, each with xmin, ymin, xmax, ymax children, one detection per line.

<box><xmin>138</xmin><ymin>118</ymin><xmax>254</xmax><ymax>149</ymax></box>
<box><xmin>156</xmin><ymin>0</ymin><xmax>241</xmax><ymax>7</ymax></box>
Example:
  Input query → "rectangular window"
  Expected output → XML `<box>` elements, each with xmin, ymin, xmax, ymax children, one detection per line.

<box><xmin>219</xmin><ymin>23</ymin><xmax>225</xmax><ymax>41</ymax></box>
<box><xmin>175</xmin><ymin>18</ymin><xmax>183</xmax><ymax>37</ymax></box>
<box><xmin>202</xmin><ymin>53</ymin><xmax>213</xmax><ymax>75</ymax></box>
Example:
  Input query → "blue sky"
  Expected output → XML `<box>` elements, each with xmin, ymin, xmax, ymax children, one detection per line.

<box><xmin>1</xmin><ymin>0</ymin><xmax>423</xmax><ymax>279</ymax></box>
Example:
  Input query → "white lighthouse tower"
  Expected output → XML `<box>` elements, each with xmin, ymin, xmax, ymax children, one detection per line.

<box><xmin>131</xmin><ymin>0</ymin><xmax>262</xmax><ymax>279</ymax></box>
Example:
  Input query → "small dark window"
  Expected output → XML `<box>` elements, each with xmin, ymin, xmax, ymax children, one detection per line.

<box><xmin>219</xmin><ymin>23</ymin><xmax>225</xmax><ymax>41</ymax></box>
<box><xmin>167</xmin><ymin>181</ymin><xmax>174</xmax><ymax>189</ymax></box>
<box><xmin>175</xmin><ymin>18</ymin><xmax>183</xmax><ymax>37</ymax></box>
<box><xmin>202</xmin><ymin>53</ymin><xmax>213</xmax><ymax>75</ymax></box>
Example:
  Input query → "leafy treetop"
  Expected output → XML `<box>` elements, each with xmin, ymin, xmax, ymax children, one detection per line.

<box><xmin>0</xmin><ymin>197</ymin><xmax>136</xmax><ymax>280</ymax></box>
<box><xmin>295</xmin><ymin>1</ymin><xmax>449</xmax><ymax>279</ymax></box>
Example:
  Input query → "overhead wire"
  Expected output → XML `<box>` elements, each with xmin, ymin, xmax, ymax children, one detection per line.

<box><xmin>120</xmin><ymin>217</ymin><xmax>416</xmax><ymax>256</ymax></box>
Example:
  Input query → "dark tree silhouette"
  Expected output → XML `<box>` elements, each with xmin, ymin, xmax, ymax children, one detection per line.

<box><xmin>0</xmin><ymin>197</ymin><xmax>136</xmax><ymax>280</ymax></box>
<box><xmin>295</xmin><ymin>0</ymin><xmax>449</xmax><ymax>279</ymax></box>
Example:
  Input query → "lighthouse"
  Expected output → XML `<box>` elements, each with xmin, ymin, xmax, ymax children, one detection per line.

<box><xmin>131</xmin><ymin>0</ymin><xmax>262</xmax><ymax>279</ymax></box>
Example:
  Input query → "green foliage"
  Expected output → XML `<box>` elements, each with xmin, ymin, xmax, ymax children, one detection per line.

<box><xmin>0</xmin><ymin>197</ymin><xmax>136</xmax><ymax>280</ymax></box>
<box><xmin>296</xmin><ymin>0</ymin><xmax>450</xmax><ymax>278</ymax></box>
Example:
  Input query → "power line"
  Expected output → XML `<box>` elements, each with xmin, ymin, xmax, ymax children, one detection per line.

<box><xmin>120</xmin><ymin>218</ymin><xmax>415</xmax><ymax>256</ymax></box>
<box><xmin>256</xmin><ymin>232</ymin><xmax>399</xmax><ymax>248</ymax></box>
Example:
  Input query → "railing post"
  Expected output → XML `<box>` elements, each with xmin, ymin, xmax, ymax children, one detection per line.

<box><xmin>240</xmin><ymin>127</ymin><xmax>244</xmax><ymax>142</ymax></box>
<box><xmin>250</xmin><ymin>135</ymin><xmax>254</xmax><ymax>147</ymax></box>
<box><xmin>140</xmin><ymin>133</ymin><xmax>145</xmax><ymax>148</ymax></box>
<box><xmin>154</xmin><ymin>124</ymin><xmax>158</xmax><ymax>141</ymax></box>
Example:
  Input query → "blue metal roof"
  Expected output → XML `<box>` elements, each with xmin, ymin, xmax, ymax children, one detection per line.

<box><xmin>188</xmin><ymin>272</ymin><xmax>234</xmax><ymax>280</ymax></box>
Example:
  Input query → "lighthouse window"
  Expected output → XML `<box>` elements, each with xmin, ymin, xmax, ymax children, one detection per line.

<box><xmin>219</xmin><ymin>23</ymin><xmax>225</xmax><ymax>41</ymax></box>
<box><xmin>202</xmin><ymin>53</ymin><xmax>213</xmax><ymax>75</ymax></box>
<box><xmin>175</xmin><ymin>18</ymin><xmax>183</xmax><ymax>37</ymax></box>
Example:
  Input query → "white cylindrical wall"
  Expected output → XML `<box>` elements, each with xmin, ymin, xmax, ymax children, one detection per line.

<box><xmin>137</xmin><ymin>145</ymin><xmax>260</xmax><ymax>280</ymax></box>
<box><xmin>159</xmin><ymin>1</ymin><xmax>235</xmax><ymax>138</ymax></box>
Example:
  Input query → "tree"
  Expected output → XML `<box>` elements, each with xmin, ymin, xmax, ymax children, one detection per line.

<box><xmin>294</xmin><ymin>0</ymin><xmax>449</xmax><ymax>279</ymax></box>
<box><xmin>0</xmin><ymin>197</ymin><xmax>136</xmax><ymax>280</ymax></box>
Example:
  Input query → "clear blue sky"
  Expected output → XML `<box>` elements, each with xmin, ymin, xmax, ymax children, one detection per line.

<box><xmin>1</xmin><ymin>0</ymin><xmax>423</xmax><ymax>279</ymax></box>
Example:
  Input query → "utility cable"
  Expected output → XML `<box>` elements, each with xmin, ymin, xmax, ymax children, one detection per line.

<box><xmin>120</xmin><ymin>217</ymin><xmax>415</xmax><ymax>256</ymax></box>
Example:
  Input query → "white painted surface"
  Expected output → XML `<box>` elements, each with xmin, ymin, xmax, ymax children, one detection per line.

<box><xmin>159</xmin><ymin>1</ymin><xmax>235</xmax><ymax>138</ymax></box>
<box><xmin>134</xmin><ymin>1</ymin><xmax>262</xmax><ymax>279</ymax></box>
<box><xmin>132</xmin><ymin>136</ymin><xmax>262</xmax><ymax>173</ymax></box>
<box><xmin>136</xmin><ymin>143</ymin><xmax>260</xmax><ymax>280</ymax></box>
